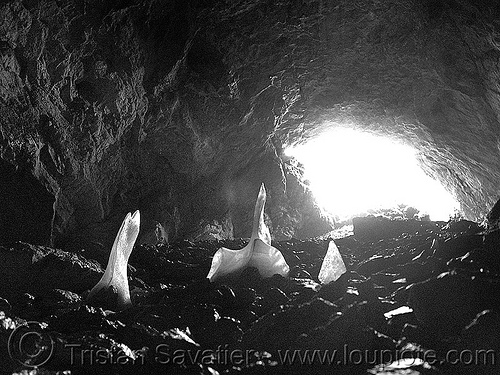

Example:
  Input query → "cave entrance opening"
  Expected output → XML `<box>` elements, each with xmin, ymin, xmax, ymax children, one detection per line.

<box><xmin>284</xmin><ymin>127</ymin><xmax>459</xmax><ymax>223</ymax></box>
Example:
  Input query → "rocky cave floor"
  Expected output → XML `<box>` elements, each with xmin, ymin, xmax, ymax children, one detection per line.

<box><xmin>1</xmin><ymin>217</ymin><xmax>500</xmax><ymax>375</ymax></box>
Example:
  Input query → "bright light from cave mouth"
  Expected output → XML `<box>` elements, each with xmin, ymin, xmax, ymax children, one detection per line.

<box><xmin>285</xmin><ymin>128</ymin><xmax>459</xmax><ymax>221</ymax></box>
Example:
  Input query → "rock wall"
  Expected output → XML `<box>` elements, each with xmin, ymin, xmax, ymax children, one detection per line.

<box><xmin>0</xmin><ymin>159</ymin><xmax>54</xmax><ymax>244</ymax></box>
<box><xmin>0</xmin><ymin>0</ymin><xmax>499</xmax><ymax>250</ymax></box>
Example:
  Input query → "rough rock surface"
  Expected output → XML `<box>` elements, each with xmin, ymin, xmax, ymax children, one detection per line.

<box><xmin>0</xmin><ymin>242</ymin><xmax>103</xmax><ymax>300</ymax></box>
<box><xmin>1</xmin><ymin>0</ymin><xmax>500</xmax><ymax>248</ymax></box>
<box><xmin>1</xmin><ymin>216</ymin><xmax>498</xmax><ymax>374</ymax></box>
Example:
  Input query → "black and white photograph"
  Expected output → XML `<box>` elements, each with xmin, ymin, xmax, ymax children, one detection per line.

<box><xmin>0</xmin><ymin>0</ymin><xmax>499</xmax><ymax>374</ymax></box>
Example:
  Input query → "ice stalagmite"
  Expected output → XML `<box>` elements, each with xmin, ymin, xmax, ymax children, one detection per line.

<box><xmin>207</xmin><ymin>184</ymin><xmax>289</xmax><ymax>281</ymax></box>
<box><xmin>318</xmin><ymin>240</ymin><xmax>346</xmax><ymax>284</ymax></box>
<box><xmin>87</xmin><ymin>210</ymin><xmax>140</xmax><ymax>310</ymax></box>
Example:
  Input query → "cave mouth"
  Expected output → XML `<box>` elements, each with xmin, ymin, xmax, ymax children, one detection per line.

<box><xmin>284</xmin><ymin>126</ymin><xmax>460</xmax><ymax>223</ymax></box>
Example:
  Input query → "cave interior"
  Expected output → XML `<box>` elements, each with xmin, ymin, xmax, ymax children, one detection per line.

<box><xmin>1</xmin><ymin>0</ymin><xmax>500</xmax><ymax>374</ymax></box>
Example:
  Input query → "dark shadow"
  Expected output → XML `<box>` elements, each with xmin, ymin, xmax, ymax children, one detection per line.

<box><xmin>0</xmin><ymin>159</ymin><xmax>54</xmax><ymax>245</ymax></box>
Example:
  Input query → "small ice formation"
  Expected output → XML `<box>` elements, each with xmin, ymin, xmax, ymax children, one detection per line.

<box><xmin>207</xmin><ymin>184</ymin><xmax>289</xmax><ymax>281</ymax></box>
<box><xmin>87</xmin><ymin>210</ymin><xmax>140</xmax><ymax>310</ymax></box>
<box><xmin>285</xmin><ymin>127</ymin><xmax>459</xmax><ymax>221</ymax></box>
<box><xmin>318</xmin><ymin>240</ymin><xmax>347</xmax><ymax>284</ymax></box>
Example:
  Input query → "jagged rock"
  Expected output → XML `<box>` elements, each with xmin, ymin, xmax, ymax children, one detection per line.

<box><xmin>353</xmin><ymin>217</ymin><xmax>427</xmax><ymax>242</ymax></box>
<box><xmin>482</xmin><ymin>230</ymin><xmax>500</xmax><ymax>271</ymax></box>
<box><xmin>261</xmin><ymin>287</ymin><xmax>290</xmax><ymax>311</ymax></box>
<box><xmin>442</xmin><ymin>219</ymin><xmax>484</xmax><ymax>234</ymax></box>
<box><xmin>386</xmin><ymin>310</ymin><xmax>419</xmax><ymax>340</ymax></box>
<box><xmin>35</xmin><ymin>289</ymin><xmax>82</xmax><ymax>316</ymax></box>
<box><xmin>0</xmin><ymin>242</ymin><xmax>102</xmax><ymax>300</ymax></box>
<box><xmin>0</xmin><ymin>217</ymin><xmax>498</xmax><ymax>374</ymax></box>
<box><xmin>356</xmin><ymin>255</ymin><xmax>391</xmax><ymax>276</ymax></box>
<box><xmin>461</xmin><ymin>309</ymin><xmax>500</xmax><ymax>352</ymax></box>
<box><xmin>317</xmin><ymin>271</ymin><xmax>350</xmax><ymax>303</ymax></box>
<box><xmin>295</xmin><ymin>302</ymin><xmax>395</xmax><ymax>355</ymax></box>
<box><xmin>1</xmin><ymin>0</ymin><xmax>500</xmax><ymax>249</ymax></box>
<box><xmin>210</xmin><ymin>284</ymin><xmax>237</xmax><ymax>309</ymax></box>
<box><xmin>241</xmin><ymin>298</ymin><xmax>338</xmax><ymax>352</ymax></box>
<box><xmin>433</xmin><ymin>235</ymin><xmax>483</xmax><ymax>261</ymax></box>
<box><xmin>407</xmin><ymin>272</ymin><xmax>482</xmax><ymax>336</ymax></box>
<box><xmin>452</xmin><ymin>310</ymin><xmax>500</xmax><ymax>375</ymax></box>
<box><xmin>0</xmin><ymin>310</ymin><xmax>27</xmax><ymax>374</ymax></box>
<box><xmin>486</xmin><ymin>198</ymin><xmax>500</xmax><ymax>231</ymax></box>
<box><xmin>400</xmin><ymin>323</ymin><xmax>437</xmax><ymax>349</ymax></box>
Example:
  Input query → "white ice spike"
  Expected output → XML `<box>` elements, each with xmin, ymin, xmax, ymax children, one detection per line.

<box><xmin>87</xmin><ymin>210</ymin><xmax>140</xmax><ymax>310</ymax></box>
<box><xmin>318</xmin><ymin>240</ymin><xmax>347</xmax><ymax>284</ymax></box>
<box><xmin>207</xmin><ymin>184</ymin><xmax>289</xmax><ymax>281</ymax></box>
